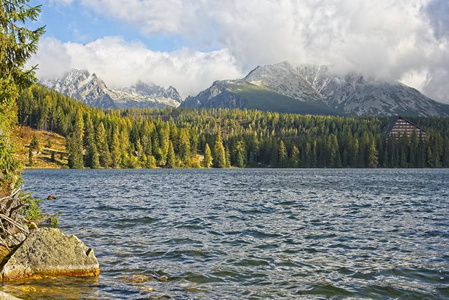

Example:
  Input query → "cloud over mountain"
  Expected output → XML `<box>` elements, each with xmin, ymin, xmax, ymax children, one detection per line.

<box><xmin>30</xmin><ymin>37</ymin><xmax>244</xmax><ymax>98</ymax></box>
<box><xmin>33</xmin><ymin>0</ymin><xmax>449</xmax><ymax>103</ymax></box>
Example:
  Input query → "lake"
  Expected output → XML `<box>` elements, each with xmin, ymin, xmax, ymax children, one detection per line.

<box><xmin>2</xmin><ymin>169</ymin><xmax>448</xmax><ymax>299</ymax></box>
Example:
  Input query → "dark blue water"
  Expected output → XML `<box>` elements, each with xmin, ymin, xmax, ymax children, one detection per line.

<box><xmin>2</xmin><ymin>169</ymin><xmax>448</xmax><ymax>299</ymax></box>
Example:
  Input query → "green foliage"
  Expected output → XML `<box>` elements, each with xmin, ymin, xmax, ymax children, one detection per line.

<box><xmin>16</xmin><ymin>84</ymin><xmax>449</xmax><ymax>169</ymax></box>
<box><xmin>30</xmin><ymin>133</ymin><xmax>39</xmax><ymax>149</ymax></box>
<box><xmin>166</xmin><ymin>141</ymin><xmax>176</xmax><ymax>168</ymax></box>
<box><xmin>24</xmin><ymin>196</ymin><xmax>43</xmax><ymax>221</ymax></box>
<box><xmin>203</xmin><ymin>143</ymin><xmax>212</xmax><ymax>168</ymax></box>
<box><xmin>96</xmin><ymin>122</ymin><xmax>111</xmax><ymax>168</ymax></box>
<box><xmin>213</xmin><ymin>132</ymin><xmax>226</xmax><ymax>168</ymax></box>
<box><xmin>144</xmin><ymin>155</ymin><xmax>157</xmax><ymax>168</ymax></box>
<box><xmin>1</xmin><ymin>0</ymin><xmax>44</xmax><ymax>195</ymax></box>
<box><xmin>84</xmin><ymin>114</ymin><xmax>100</xmax><ymax>168</ymax></box>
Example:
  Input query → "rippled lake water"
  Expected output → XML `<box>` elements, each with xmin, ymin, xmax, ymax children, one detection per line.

<box><xmin>2</xmin><ymin>169</ymin><xmax>448</xmax><ymax>299</ymax></box>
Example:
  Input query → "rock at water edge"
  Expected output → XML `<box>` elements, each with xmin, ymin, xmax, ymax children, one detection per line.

<box><xmin>0</xmin><ymin>228</ymin><xmax>99</xmax><ymax>281</ymax></box>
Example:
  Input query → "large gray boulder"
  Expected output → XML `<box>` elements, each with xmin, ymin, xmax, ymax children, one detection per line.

<box><xmin>0</xmin><ymin>228</ymin><xmax>99</xmax><ymax>281</ymax></box>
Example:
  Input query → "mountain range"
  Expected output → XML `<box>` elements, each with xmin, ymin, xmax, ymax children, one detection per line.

<box><xmin>41</xmin><ymin>69</ymin><xmax>182</xmax><ymax>109</ymax></box>
<box><xmin>182</xmin><ymin>62</ymin><xmax>449</xmax><ymax>116</ymax></box>
<box><xmin>41</xmin><ymin>63</ymin><xmax>449</xmax><ymax>116</ymax></box>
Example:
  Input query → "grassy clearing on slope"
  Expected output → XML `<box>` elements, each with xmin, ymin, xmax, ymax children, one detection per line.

<box><xmin>12</xmin><ymin>126</ymin><xmax>67</xmax><ymax>169</ymax></box>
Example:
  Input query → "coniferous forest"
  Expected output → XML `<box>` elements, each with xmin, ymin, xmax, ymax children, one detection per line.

<box><xmin>17</xmin><ymin>84</ymin><xmax>449</xmax><ymax>169</ymax></box>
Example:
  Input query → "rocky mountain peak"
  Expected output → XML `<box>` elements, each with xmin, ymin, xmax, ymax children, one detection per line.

<box><xmin>182</xmin><ymin>62</ymin><xmax>449</xmax><ymax>116</ymax></box>
<box><xmin>40</xmin><ymin>69</ymin><xmax>183</xmax><ymax>109</ymax></box>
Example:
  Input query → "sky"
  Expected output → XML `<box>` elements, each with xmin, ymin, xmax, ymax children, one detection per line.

<box><xmin>27</xmin><ymin>0</ymin><xmax>449</xmax><ymax>102</ymax></box>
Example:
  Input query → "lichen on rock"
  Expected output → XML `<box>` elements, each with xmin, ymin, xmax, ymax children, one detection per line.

<box><xmin>0</xmin><ymin>228</ymin><xmax>99</xmax><ymax>281</ymax></box>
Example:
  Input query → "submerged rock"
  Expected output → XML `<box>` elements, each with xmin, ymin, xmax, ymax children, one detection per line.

<box><xmin>0</xmin><ymin>228</ymin><xmax>99</xmax><ymax>281</ymax></box>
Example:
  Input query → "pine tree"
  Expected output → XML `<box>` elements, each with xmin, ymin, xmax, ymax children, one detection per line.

<box><xmin>368</xmin><ymin>140</ymin><xmax>379</xmax><ymax>168</ymax></box>
<box><xmin>234</xmin><ymin>139</ymin><xmax>246</xmax><ymax>168</ymax></box>
<box><xmin>67</xmin><ymin>133</ymin><xmax>83</xmax><ymax>169</ymax></box>
<box><xmin>213</xmin><ymin>132</ymin><xmax>226</xmax><ymax>168</ymax></box>
<box><xmin>351</xmin><ymin>138</ymin><xmax>359</xmax><ymax>167</ymax></box>
<box><xmin>119</xmin><ymin>130</ymin><xmax>130</xmax><ymax>168</ymax></box>
<box><xmin>84</xmin><ymin>114</ymin><xmax>100</xmax><ymax>168</ymax></box>
<box><xmin>225</xmin><ymin>146</ymin><xmax>231</xmax><ymax>168</ymax></box>
<box><xmin>442</xmin><ymin>137</ymin><xmax>449</xmax><ymax>168</ymax></box>
<box><xmin>159</xmin><ymin>125</ymin><xmax>170</xmax><ymax>164</ymax></box>
<box><xmin>0</xmin><ymin>0</ymin><xmax>44</xmax><ymax>195</ymax></box>
<box><xmin>96</xmin><ymin>122</ymin><xmax>111</xmax><ymax>168</ymax></box>
<box><xmin>166</xmin><ymin>141</ymin><xmax>176</xmax><ymax>168</ymax></box>
<box><xmin>111</xmin><ymin>128</ymin><xmax>121</xmax><ymax>168</ymax></box>
<box><xmin>278</xmin><ymin>140</ymin><xmax>288</xmax><ymax>167</ymax></box>
<box><xmin>145</xmin><ymin>155</ymin><xmax>157</xmax><ymax>168</ymax></box>
<box><xmin>289</xmin><ymin>145</ymin><xmax>300</xmax><ymax>168</ymax></box>
<box><xmin>67</xmin><ymin>110</ymin><xmax>84</xmax><ymax>169</ymax></box>
<box><xmin>329</xmin><ymin>134</ymin><xmax>342</xmax><ymax>168</ymax></box>
<box><xmin>178</xmin><ymin>128</ymin><xmax>191</xmax><ymax>162</ymax></box>
<box><xmin>204</xmin><ymin>143</ymin><xmax>212</xmax><ymax>168</ymax></box>
<box><xmin>409</xmin><ymin>130</ymin><xmax>418</xmax><ymax>167</ymax></box>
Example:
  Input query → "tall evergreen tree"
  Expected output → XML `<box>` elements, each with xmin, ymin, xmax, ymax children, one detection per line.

<box><xmin>442</xmin><ymin>137</ymin><xmax>449</xmax><ymax>168</ymax></box>
<box><xmin>204</xmin><ymin>143</ymin><xmax>212</xmax><ymax>168</ymax></box>
<box><xmin>96</xmin><ymin>122</ymin><xmax>111</xmax><ymax>168</ymax></box>
<box><xmin>278</xmin><ymin>140</ymin><xmax>288</xmax><ymax>167</ymax></box>
<box><xmin>289</xmin><ymin>145</ymin><xmax>300</xmax><ymax>168</ymax></box>
<box><xmin>0</xmin><ymin>0</ymin><xmax>44</xmax><ymax>195</ymax></box>
<box><xmin>166</xmin><ymin>141</ymin><xmax>176</xmax><ymax>168</ymax></box>
<box><xmin>234</xmin><ymin>139</ymin><xmax>246</xmax><ymax>168</ymax></box>
<box><xmin>67</xmin><ymin>133</ymin><xmax>83</xmax><ymax>169</ymax></box>
<box><xmin>178</xmin><ymin>128</ymin><xmax>191</xmax><ymax>162</ymax></box>
<box><xmin>213</xmin><ymin>132</ymin><xmax>226</xmax><ymax>168</ymax></box>
<box><xmin>84</xmin><ymin>114</ymin><xmax>100</xmax><ymax>168</ymax></box>
<box><xmin>110</xmin><ymin>128</ymin><xmax>121</xmax><ymax>168</ymax></box>
<box><xmin>368</xmin><ymin>139</ymin><xmax>379</xmax><ymax>168</ymax></box>
<box><xmin>67</xmin><ymin>110</ymin><xmax>84</xmax><ymax>169</ymax></box>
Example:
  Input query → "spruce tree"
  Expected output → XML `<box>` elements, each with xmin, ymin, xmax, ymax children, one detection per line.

<box><xmin>111</xmin><ymin>128</ymin><xmax>121</xmax><ymax>168</ymax></box>
<box><xmin>178</xmin><ymin>128</ymin><xmax>191</xmax><ymax>162</ymax></box>
<box><xmin>166</xmin><ymin>141</ymin><xmax>176</xmax><ymax>168</ymax></box>
<box><xmin>225</xmin><ymin>146</ymin><xmax>231</xmax><ymax>168</ymax></box>
<box><xmin>0</xmin><ymin>0</ymin><xmax>44</xmax><ymax>195</ymax></box>
<box><xmin>84</xmin><ymin>114</ymin><xmax>100</xmax><ymax>168</ymax></box>
<box><xmin>96</xmin><ymin>122</ymin><xmax>111</xmax><ymax>168</ymax></box>
<box><xmin>67</xmin><ymin>110</ymin><xmax>84</xmax><ymax>169</ymax></box>
<box><xmin>368</xmin><ymin>140</ymin><xmax>379</xmax><ymax>168</ymax></box>
<box><xmin>290</xmin><ymin>145</ymin><xmax>300</xmax><ymax>168</ymax></box>
<box><xmin>234</xmin><ymin>139</ymin><xmax>246</xmax><ymax>168</ymax></box>
<box><xmin>67</xmin><ymin>133</ymin><xmax>83</xmax><ymax>169</ymax></box>
<box><xmin>442</xmin><ymin>137</ymin><xmax>449</xmax><ymax>168</ymax></box>
<box><xmin>204</xmin><ymin>143</ymin><xmax>212</xmax><ymax>168</ymax></box>
<box><xmin>213</xmin><ymin>132</ymin><xmax>226</xmax><ymax>168</ymax></box>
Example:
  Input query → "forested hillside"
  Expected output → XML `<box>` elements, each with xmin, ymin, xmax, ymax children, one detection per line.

<box><xmin>17</xmin><ymin>85</ymin><xmax>449</xmax><ymax>169</ymax></box>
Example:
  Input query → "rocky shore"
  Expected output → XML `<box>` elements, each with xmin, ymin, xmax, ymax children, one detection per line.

<box><xmin>0</xmin><ymin>228</ymin><xmax>99</xmax><ymax>281</ymax></box>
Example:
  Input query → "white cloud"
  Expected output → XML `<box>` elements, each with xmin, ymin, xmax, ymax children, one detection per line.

<box><xmin>37</xmin><ymin>0</ymin><xmax>449</xmax><ymax>103</ymax></box>
<box><xmin>29</xmin><ymin>37</ymin><xmax>72</xmax><ymax>79</ymax></box>
<box><xmin>30</xmin><ymin>37</ymin><xmax>244</xmax><ymax>98</ymax></box>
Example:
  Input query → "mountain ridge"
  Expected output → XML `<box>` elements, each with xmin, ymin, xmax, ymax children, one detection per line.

<box><xmin>41</xmin><ymin>70</ymin><xmax>182</xmax><ymax>109</ymax></box>
<box><xmin>182</xmin><ymin>62</ymin><xmax>449</xmax><ymax>117</ymax></box>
